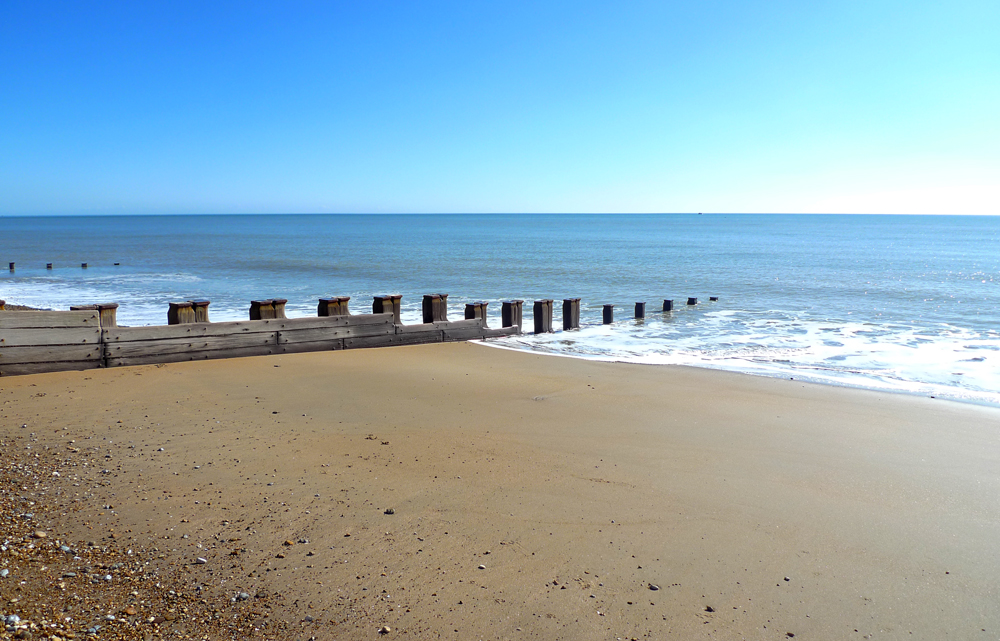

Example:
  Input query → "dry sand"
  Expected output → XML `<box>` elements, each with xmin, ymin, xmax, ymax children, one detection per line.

<box><xmin>1</xmin><ymin>341</ymin><xmax>999</xmax><ymax>640</ymax></box>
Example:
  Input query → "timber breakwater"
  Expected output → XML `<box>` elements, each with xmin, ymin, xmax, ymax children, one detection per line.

<box><xmin>0</xmin><ymin>294</ymin><xmax>533</xmax><ymax>376</ymax></box>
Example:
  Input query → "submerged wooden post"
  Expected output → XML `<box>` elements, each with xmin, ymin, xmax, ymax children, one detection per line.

<box><xmin>464</xmin><ymin>301</ymin><xmax>489</xmax><ymax>325</ymax></box>
<box><xmin>502</xmin><ymin>300</ymin><xmax>523</xmax><ymax>331</ymax></box>
<box><xmin>635</xmin><ymin>302</ymin><xmax>645</xmax><ymax>318</ymax></box>
<box><xmin>168</xmin><ymin>301</ymin><xmax>197</xmax><ymax>325</ymax></box>
<box><xmin>710</xmin><ymin>296</ymin><xmax>719</xmax><ymax>301</ymax></box>
<box><xmin>8</xmin><ymin>263</ymin><xmax>13</xmax><ymax>271</ymax></box>
<box><xmin>191</xmin><ymin>300</ymin><xmax>210</xmax><ymax>323</ymax></box>
<box><xmin>372</xmin><ymin>294</ymin><xmax>402</xmax><ymax>324</ymax></box>
<box><xmin>423</xmin><ymin>294</ymin><xmax>449</xmax><ymax>323</ymax></box>
<box><xmin>46</xmin><ymin>263</ymin><xmax>53</xmax><ymax>269</ymax></box>
<box><xmin>603</xmin><ymin>304</ymin><xmax>614</xmax><ymax>324</ymax></box>
<box><xmin>250</xmin><ymin>300</ymin><xmax>275</xmax><ymax>320</ymax></box>
<box><xmin>81</xmin><ymin>263</ymin><xmax>88</xmax><ymax>269</ymax></box>
<box><xmin>562</xmin><ymin>298</ymin><xmax>581</xmax><ymax>330</ymax></box>
<box><xmin>663</xmin><ymin>299</ymin><xmax>673</xmax><ymax>312</ymax></box>
<box><xmin>687</xmin><ymin>297</ymin><xmax>698</xmax><ymax>306</ymax></box>
<box><xmin>533</xmin><ymin>299</ymin><xmax>553</xmax><ymax>334</ymax></box>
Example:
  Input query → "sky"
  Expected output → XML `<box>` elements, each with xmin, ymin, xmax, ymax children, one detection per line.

<box><xmin>1</xmin><ymin>1</ymin><xmax>998</xmax><ymax>215</ymax></box>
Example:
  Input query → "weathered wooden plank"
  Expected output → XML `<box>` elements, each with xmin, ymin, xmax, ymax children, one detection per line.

<box><xmin>0</xmin><ymin>310</ymin><xmax>100</xmax><ymax>329</ymax></box>
<box><xmin>0</xmin><ymin>344</ymin><xmax>102</xmax><ymax>364</ymax></box>
<box><xmin>103</xmin><ymin>314</ymin><xmax>391</xmax><ymax>343</ymax></box>
<box><xmin>347</xmin><ymin>331</ymin><xmax>443</xmax><ymax>349</ymax></box>
<box><xmin>277</xmin><ymin>339</ymin><xmax>344</xmax><ymax>354</ymax></box>
<box><xmin>395</xmin><ymin>319</ymin><xmax>483</xmax><ymax>334</ymax></box>
<box><xmin>276</xmin><ymin>322</ymin><xmax>393</xmax><ymax>345</ymax></box>
<box><xmin>0</xmin><ymin>360</ymin><xmax>103</xmax><ymax>376</ymax></box>
<box><xmin>483</xmin><ymin>326</ymin><xmax>520</xmax><ymax>338</ymax></box>
<box><xmin>104</xmin><ymin>321</ymin><xmax>272</xmax><ymax>342</ymax></box>
<box><xmin>443</xmin><ymin>326</ymin><xmax>492</xmax><ymax>342</ymax></box>
<box><xmin>0</xmin><ymin>327</ymin><xmax>103</xmax><ymax>347</ymax></box>
<box><xmin>105</xmin><ymin>345</ymin><xmax>280</xmax><ymax>368</ymax></box>
<box><xmin>103</xmin><ymin>333</ymin><xmax>277</xmax><ymax>359</ymax></box>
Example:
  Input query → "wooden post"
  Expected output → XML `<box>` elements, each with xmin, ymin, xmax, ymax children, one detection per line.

<box><xmin>168</xmin><ymin>302</ymin><xmax>197</xmax><ymax>325</ymax></box>
<box><xmin>372</xmin><ymin>295</ymin><xmax>402</xmax><ymax>324</ymax></box>
<box><xmin>533</xmin><ymin>299</ymin><xmax>553</xmax><ymax>334</ymax></box>
<box><xmin>687</xmin><ymin>297</ymin><xmax>698</xmax><ymax>306</ymax></box>
<box><xmin>250</xmin><ymin>300</ymin><xmax>275</xmax><ymax>320</ymax></box>
<box><xmin>502</xmin><ymin>300</ymin><xmax>523</xmax><ymax>331</ymax></box>
<box><xmin>271</xmin><ymin>299</ymin><xmax>288</xmax><ymax>319</ymax></box>
<box><xmin>98</xmin><ymin>303</ymin><xmax>119</xmax><ymax>328</ymax></box>
<box><xmin>710</xmin><ymin>296</ymin><xmax>719</xmax><ymax>301</ymax></box>
<box><xmin>423</xmin><ymin>294</ymin><xmax>448</xmax><ymax>323</ymax></box>
<box><xmin>81</xmin><ymin>263</ymin><xmax>88</xmax><ymax>269</ymax></box>
<box><xmin>46</xmin><ymin>263</ymin><xmax>53</xmax><ymax>269</ymax></box>
<box><xmin>663</xmin><ymin>299</ymin><xmax>673</xmax><ymax>312</ymax></box>
<box><xmin>562</xmin><ymin>298</ymin><xmax>580</xmax><ymax>330</ymax></box>
<box><xmin>0</xmin><ymin>300</ymin><xmax>5</xmax><ymax>311</ymax></box>
<box><xmin>8</xmin><ymin>263</ymin><xmax>13</xmax><ymax>271</ymax></box>
<box><xmin>318</xmin><ymin>298</ymin><xmax>336</xmax><ymax>316</ymax></box>
<box><xmin>464</xmin><ymin>301</ymin><xmax>489</xmax><ymax>325</ymax></box>
<box><xmin>603</xmin><ymin>304</ymin><xmax>614</xmax><ymax>324</ymax></box>
<box><xmin>191</xmin><ymin>300</ymin><xmax>210</xmax><ymax>323</ymax></box>
<box><xmin>318</xmin><ymin>296</ymin><xmax>351</xmax><ymax>317</ymax></box>
<box><xmin>635</xmin><ymin>302</ymin><xmax>645</xmax><ymax>319</ymax></box>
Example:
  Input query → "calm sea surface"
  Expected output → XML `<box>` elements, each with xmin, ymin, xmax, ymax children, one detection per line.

<box><xmin>1</xmin><ymin>214</ymin><xmax>998</xmax><ymax>405</ymax></box>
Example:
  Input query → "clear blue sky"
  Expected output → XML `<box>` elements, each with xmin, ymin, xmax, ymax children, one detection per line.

<box><xmin>2</xmin><ymin>1</ymin><xmax>997</xmax><ymax>215</ymax></box>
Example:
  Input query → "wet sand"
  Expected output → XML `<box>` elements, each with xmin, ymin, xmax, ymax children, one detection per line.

<box><xmin>1</xmin><ymin>341</ymin><xmax>999</xmax><ymax>640</ymax></box>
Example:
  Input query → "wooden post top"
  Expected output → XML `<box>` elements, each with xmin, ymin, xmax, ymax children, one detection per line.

<box><xmin>169</xmin><ymin>301</ymin><xmax>194</xmax><ymax>309</ymax></box>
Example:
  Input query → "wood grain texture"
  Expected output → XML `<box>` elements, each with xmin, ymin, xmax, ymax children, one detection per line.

<box><xmin>277</xmin><ymin>339</ymin><xmax>345</xmax><ymax>354</ymax></box>
<box><xmin>104</xmin><ymin>333</ymin><xmax>278</xmax><ymax>359</ymax></box>
<box><xmin>276</xmin><ymin>322</ymin><xmax>393</xmax><ymax>344</ymax></box>
<box><xmin>105</xmin><ymin>345</ymin><xmax>280</xmax><ymax>368</ymax></box>
<box><xmin>0</xmin><ymin>344</ymin><xmax>102</xmax><ymax>364</ymax></box>
<box><xmin>0</xmin><ymin>310</ymin><xmax>100</xmax><ymax>329</ymax></box>
<box><xmin>103</xmin><ymin>315</ymin><xmax>392</xmax><ymax>343</ymax></box>
<box><xmin>0</xmin><ymin>328</ymin><xmax>103</xmax><ymax>347</ymax></box>
<box><xmin>0</xmin><ymin>360</ymin><xmax>102</xmax><ymax>376</ymax></box>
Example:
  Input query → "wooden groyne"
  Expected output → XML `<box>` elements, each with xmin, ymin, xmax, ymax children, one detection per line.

<box><xmin>0</xmin><ymin>293</ymin><xmax>718</xmax><ymax>377</ymax></box>
<box><xmin>0</xmin><ymin>295</ymin><xmax>518</xmax><ymax>377</ymax></box>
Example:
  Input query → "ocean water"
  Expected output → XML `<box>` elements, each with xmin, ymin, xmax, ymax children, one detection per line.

<box><xmin>1</xmin><ymin>214</ymin><xmax>998</xmax><ymax>405</ymax></box>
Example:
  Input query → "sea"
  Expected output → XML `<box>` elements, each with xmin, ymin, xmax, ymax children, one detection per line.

<box><xmin>1</xmin><ymin>214</ymin><xmax>998</xmax><ymax>406</ymax></box>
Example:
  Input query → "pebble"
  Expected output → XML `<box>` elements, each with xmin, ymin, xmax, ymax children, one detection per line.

<box><xmin>648</xmin><ymin>583</ymin><xmax>660</xmax><ymax>591</ymax></box>
<box><xmin>31</xmin><ymin>531</ymin><xmax>46</xmax><ymax>539</ymax></box>
<box><xmin>378</xmin><ymin>625</ymin><xmax>392</xmax><ymax>634</ymax></box>
<box><xmin>478</xmin><ymin>564</ymin><xmax>486</xmax><ymax>570</ymax></box>
<box><xmin>0</xmin><ymin>569</ymin><xmax>8</xmax><ymax>578</ymax></box>
<box><xmin>59</xmin><ymin>545</ymin><xmax>72</xmax><ymax>553</ymax></box>
<box><xmin>384</xmin><ymin>508</ymin><xmax>395</xmax><ymax>515</ymax></box>
<box><xmin>195</xmin><ymin>557</ymin><xmax>208</xmax><ymax>564</ymax></box>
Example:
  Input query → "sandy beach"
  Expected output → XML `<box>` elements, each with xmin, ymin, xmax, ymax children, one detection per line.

<box><xmin>2</xmin><ymin>342</ymin><xmax>999</xmax><ymax>640</ymax></box>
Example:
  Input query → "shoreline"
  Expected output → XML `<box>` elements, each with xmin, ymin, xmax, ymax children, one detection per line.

<box><xmin>2</xmin><ymin>342</ymin><xmax>999</xmax><ymax>639</ymax></box>
<box><xmin>476</xmin><ymin>339</ymin><xmax>1000</xmax><ymax>409</ymax></box>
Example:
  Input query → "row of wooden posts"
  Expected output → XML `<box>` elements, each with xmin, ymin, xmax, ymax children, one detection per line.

<box><xmin>153</xmin><ymin>293</ymin><xmax>719</xmax><ymax>334</ymax></box>
<box><xmin>8</xmin><ymin>262</ymin><xmax>120</xmax><ymax>270</ymax></box>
